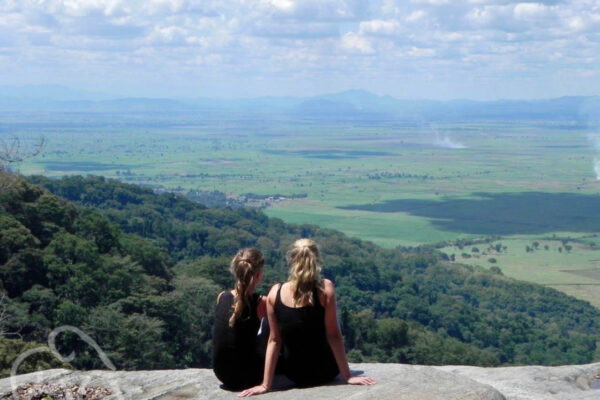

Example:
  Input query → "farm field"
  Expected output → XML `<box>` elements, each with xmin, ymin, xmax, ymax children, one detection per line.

<box><xmin>5</xmin><ymin>110</ymin><xmax>600</xmax><ymax>307</ymax></box>
<box><xmin>439</xmin><ymin>234</ymin><xmax>600</xmax><ymax>308</ymax></box>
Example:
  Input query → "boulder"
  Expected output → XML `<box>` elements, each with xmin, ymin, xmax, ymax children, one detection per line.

<box><xmin>1</xmin><ymin>362</ymin><xmax>599</xmax><ymax>400</ymax></box>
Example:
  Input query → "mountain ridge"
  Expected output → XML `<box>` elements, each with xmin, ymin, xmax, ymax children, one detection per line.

<box><xmin>1</xmin><ymin>85</ymin><xmax>598</xmax><ymax>121</ymax></box>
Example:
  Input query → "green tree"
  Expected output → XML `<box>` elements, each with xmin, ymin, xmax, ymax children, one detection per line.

<box><xmin>120</xmin><ymin>234</ymin><xmax>173</xmax><ymax>280</ymax></box>
<box><xmin>376</xmin><ymin>318</ymin><xmax>408</xmax><ymax>349</ymax></box>
<box><xmin>0</xmin><ymin>249</ymin><xmax>46</xmax><ymax>297</ymax></box>
<box><xmin>0</xmin><ymin>337</ymin><xmax>70</xmax><ymax>378</ymax></box>
<box><xmin>0</xmin><ymin>214</ymin><xmax>40</xmax><ymax>264</ymax></box>
<box><xmin>74</xmin><ymin>210</ymin><xmax>120</xmax><ymax>254</ymax></box>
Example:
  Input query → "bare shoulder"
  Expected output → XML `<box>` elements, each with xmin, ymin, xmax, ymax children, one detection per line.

<box><xmin>216</xmin><ymin>290</ymin><xmax>226</xmax><ymax>304</ymax></box>
<box><xmin>267</xmin><ymin>283</ymin><xmax>280</xmax><ymax>303</ymax></box>
<box><xmin>322</xmin><ymin>278</ymin><xmax>335</xmax><ymax>294</ymax></box>
<box><xmin>320</xmin><ymin>279</ymin><xmax>336</xmax><ymax>305</ymax></box>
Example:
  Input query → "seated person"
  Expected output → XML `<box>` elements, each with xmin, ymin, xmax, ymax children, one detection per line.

<box><xmin>213</xmin><ymin>248</ymin><xmax>267</xmax><ymax>391</ymax></box>
<box><xmin>239</xmin><ymin>239</ymin><xmax>376</xmax><ymax>397</ymax></box>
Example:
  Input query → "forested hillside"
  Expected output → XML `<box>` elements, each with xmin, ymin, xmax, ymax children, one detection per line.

<box><xmin>1</xmin><ymin>175</ymin><xmax>599</xmax><ymax>377</ymax></box>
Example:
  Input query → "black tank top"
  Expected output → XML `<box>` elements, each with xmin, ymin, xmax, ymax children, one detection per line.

<box><xmin>274</xmin><ymin>283</ymin><xmax>339</xmax><ymax>387</ymax></box>
<box><xmin>212</xmin><ymin>291</ymin><xmax>263</xmax><ymax>390</ymax></box>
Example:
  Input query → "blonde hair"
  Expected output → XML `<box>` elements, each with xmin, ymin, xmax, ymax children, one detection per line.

<box><xmin>287</xmin><ymin>238</ymin><xmax>322</xmax><ymax>306</ymax></box>
<box><xmin>229</xmin><ymin>248</ymin><xmax>264</xmax><ymax>327</ymax></box>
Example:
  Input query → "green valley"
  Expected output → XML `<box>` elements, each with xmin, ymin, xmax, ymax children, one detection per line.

<box><xmin>6</xmin><ymin>100</ymin><xmax>600</xmax><ymax>306</ymax></box>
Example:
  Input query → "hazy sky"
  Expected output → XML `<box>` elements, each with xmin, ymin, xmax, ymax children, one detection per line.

<box><xmin>1</xmin><ymin>0</ymin><xmax>599</xmax><ymax>99</ymax></box>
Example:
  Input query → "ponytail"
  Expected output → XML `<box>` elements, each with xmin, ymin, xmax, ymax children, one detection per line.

<box><xmin>229</xmin><ymin>248</ymin><xmax>264</xmax><ymax>327</ymax></box>
<box><xmin>287</xmin><ymin>238</ymin><xmax>322</xmax><ymax>306</ymax></box>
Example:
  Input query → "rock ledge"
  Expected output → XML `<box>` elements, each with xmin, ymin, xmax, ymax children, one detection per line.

<box><xmin>1</xmin><ymin>363</ymin><xmax>599</xmax><ymax>400</ymax></box>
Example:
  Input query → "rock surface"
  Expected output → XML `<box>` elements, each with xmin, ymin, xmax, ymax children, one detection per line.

<box><xmin>1</xmin><ymin>363</ymin><xmax>599</xmax><ymax>400</ymax></box>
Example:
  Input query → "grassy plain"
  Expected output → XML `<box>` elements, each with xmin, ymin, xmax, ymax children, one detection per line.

<box><xmin>5</xmin><ymin>112</ymin><xmax>600</xmax><ymax>306</ymax></box>
<box><xmin>439</xmin><ymin>234</ymin><xmax>600</xmax><ymax>307</ymax></box>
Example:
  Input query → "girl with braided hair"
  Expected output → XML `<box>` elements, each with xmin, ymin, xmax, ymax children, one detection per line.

<box><xmin>239</xmin><ymin>239</ymin><xmax>375</xmax><ymax>397</ymax></box>
<box><xmin>213</xmin><ymin>248</ymin><xmax>266</xmax><ymax>390</ymax></box>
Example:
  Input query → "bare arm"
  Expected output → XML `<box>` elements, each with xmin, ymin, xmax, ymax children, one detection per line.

<box><xmin>323</xmin><ymin>279</ymin><xmax>376</xmax><ymax>386</ymax></box>
<box><xmin>256</xmin><ymin>295</ymin><xmax>267</xmax><ymax>320</ymax></box>
<box><xmin>239</xmin><ymin>285</ymin><xmax>282</xmax><ymax>397</ymax></box>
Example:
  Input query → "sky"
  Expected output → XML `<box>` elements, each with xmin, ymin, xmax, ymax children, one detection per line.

<box><xmin>1</xmin><ymin>0</ymin><xmax>599</xmax><ymax>100</ymax></box>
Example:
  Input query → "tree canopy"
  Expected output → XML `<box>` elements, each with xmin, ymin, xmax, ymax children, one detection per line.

<box><xmin>0</xmin><ymin>174</ymin><xmax>598</xmax><ymax>377</ymax></box>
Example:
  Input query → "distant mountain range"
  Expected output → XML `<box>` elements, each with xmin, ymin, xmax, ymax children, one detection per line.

<box><xmin>0</xmin><ymin>85</ymin><xmax>598</xmax><ymax>122</ymax></box>
<box><xmin>0</xmin><ymin>84</ymin><xmax>115</xmax><ymax>101</ymax></box>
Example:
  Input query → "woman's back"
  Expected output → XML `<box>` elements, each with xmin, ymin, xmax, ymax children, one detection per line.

<box><xmin>237</xmin><ymin>239</ymin><xmax>375</xmax><ymax>397</ymax></box>
<box><xmin>213</xmin><ymin>291</ymin><xmax>263</xmax><ymax>390</ymax></box>
<box><xmin>274</xmin><ymin>283</ymin><xmax>338</xmax><ymax>387</ymax></box>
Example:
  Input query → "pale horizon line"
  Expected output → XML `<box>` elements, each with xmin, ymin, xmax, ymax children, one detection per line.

<box><xmin>1</xmin><ymin>84</ymin><xmax>599</xmax><ymax>103</ymax></box>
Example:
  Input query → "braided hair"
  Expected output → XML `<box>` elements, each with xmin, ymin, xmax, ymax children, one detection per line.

<box><xmin>229</xmin><ymin>248</ymin><xmax>265</xmax><ymax>327</ymax></box>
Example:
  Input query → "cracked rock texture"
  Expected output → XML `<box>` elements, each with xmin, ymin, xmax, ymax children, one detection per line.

<box><xmin>1</xmin><ymin>363</ymin><xmax>599</xmax><ymax>400</ymax></box>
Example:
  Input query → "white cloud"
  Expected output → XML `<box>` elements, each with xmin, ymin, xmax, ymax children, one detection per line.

<box><xmin>438</xmin><ymin>32</ymin><xmax>464</xmax><ymax>42</ymax></box>
<box><xmin>466</xmin><ymin>7</ymin><xmax>496</xmax><ymax>25</ymax></box>
<box><xmin>62</xmin><ymin>0</ymin><xmax>130</xmax><ymax>17</ymax></box>
<box><xmin>406</xmin><ymin>10</ymin><xmax>426</xmax><ymax>22</ymax></box>
<box><xmin>149</xmin><ymin>25</ymin><xmax>188</xmax><ymax>44</ymax></box>
<box><xmin>359</xmin><ymin>19</ymin><xmax>400</xmax><ymax>35</ymax></box>
<box><xmin>0</xmin><ymin>0</ymin><xmax>598</xmax><ymax>99</ymax></box>
<box><xmin>513</xmin><ymin>3</ymin><xmax>549</xmax><ymax>19</ymax></box>
<box><xmin>380</xmin><ymin>0</ymin><xmax>401</xmax><ymax>16</ymax></box>
<box><xmin>411</xmin><ymin>0</ymin><xmax>450</xmax><ymax>5</ymax></box>
<box><xmin>406</xmin><ymin>46</ymin><xmax>435</xmax><ymax>57</ymax></box>
<box><xmin>187</xmin><ymin>53</ymin><xmax>223</xmax><ymax>65</ymax></box>
<box><xmin>142</xmin><ymin>0</ymin><xmax>188</xmax><ymax>15</ymax></box>
<box><xmin>266</xmin><ymin>0</ymin><xmax>296</xmax><ymax>13</ymax></box>
<box><xmin>566</xmin><ymin>16</ymin><xmax>585</xmax><ymax>31</ymax></box>
<box><xmin>341</xmin><ymin>32</ymin><xmax>374</xmax><ymax>53</ymax></box>
<box><xmin>258</xmin><ymin>0</ymin><xmax>368</xmax><ymax>21</ymax></box>
<box><xmin>185</xmin><ymin>35</ymin><xmax>210</xmax><ymax>46</ymax></box>
<box><xmin>0</xmin><ymin>12</ymin><xmax>26</xmax><ymax>28</ymax></box>
<box><xmin>465</xmin><ymin>3</ymin><xmax>562</xmax><ymax>32</ymax></box>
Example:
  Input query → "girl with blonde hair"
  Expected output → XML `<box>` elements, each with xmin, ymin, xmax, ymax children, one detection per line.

<box><xmin>239</xmin><ymin>239</ymin><xmax>375</xmax><ymax>397</ymax></box>
<box><xmin>213</xmin><ymin>248</ymin><xmax>266</xmax><ymax>390</ymax></box>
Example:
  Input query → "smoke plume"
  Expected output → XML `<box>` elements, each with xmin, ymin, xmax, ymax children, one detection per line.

<box><xmin>591</xmin><ymin>134</ymin><xmax>600</xmax><ymax>180</ymax></box>
<box><xmin>433</xmin><ymin>133</ymin><xmax>467</xmax><ymax>149</ymax></box>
